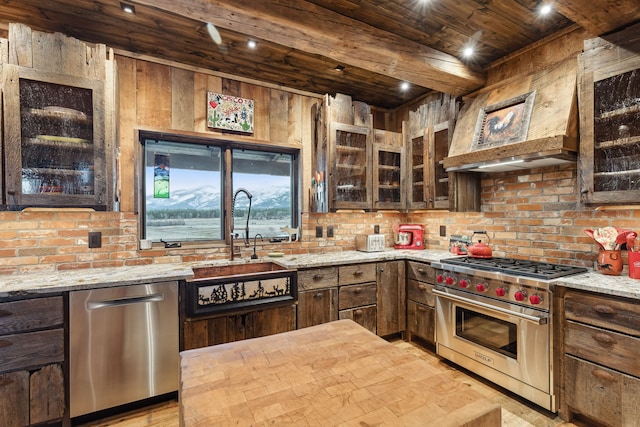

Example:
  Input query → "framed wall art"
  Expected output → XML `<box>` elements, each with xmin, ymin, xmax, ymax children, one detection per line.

<box><xmin>471</xmin><ymin>91</ymin><xmax>536</xmax><ymax>150</ymax></box>
<box><xmin>207</xmin><ymin>92</ymin><xmax>254</xmax><ymax>133</ymax></box>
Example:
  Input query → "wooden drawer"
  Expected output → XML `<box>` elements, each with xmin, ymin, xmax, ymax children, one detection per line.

<box><xmin>564</xmin><ymin>354</ymin><xmax>640</xmax><ymax>427</ymax></box>
<box><xmin>338</xmin><ymin>283</ymin><xmax>377</xmax><ymax>310</ymax></box>
<box><xmin>0</xmin><ymin>329</ymin><xmax>64</xmax><ymax>372</ymax></box>
<box><xmin>0</xmin><ymin>297</ymin><xmax>63</xmax><ymax>335</ymax></box>
<box><xmin>564</xmin><ymin>319</ymin><xmax>640</xmax><ymax>378</ymax></box>
<box><xmin>338</xmin><ymin>263</ymin><xmax>376</xmax><ymax>285</ymax></box>
<box><xmin>339</xmin><ymin>305</ymin><xmax>377</xmax><ymax>334</ymax></box>
<box><xmin>406</xmin><ymin>261</ymin><xmax>435</xmax><ymax>283</ymax></box>
<box><xmin>407</xmin><ymin>300</ymin><xmax>435</xmax><ymax>344</ymax></box>
<box><xmin>297</xmin><ymin>267</ymin><xmax>338</xmax><ymax>291</ymax></box>
<box><xmin>407</xmin><ymin>279</ymin><xmax>435</xmax><ymax>307</ymax></box>
<box><xmin>564</xmin><ymin>290</ymin><xmax>640</xmax><ymax>337</ymax></box>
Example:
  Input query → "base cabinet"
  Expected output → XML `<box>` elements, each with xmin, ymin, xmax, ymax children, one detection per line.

<box><xmin>182</xmin><ymin>305</ymin><xmax>296</xmax><ymax>350</ymax></box>
<box><xmin>0</xmin><ymin>297</ymin><xmax>65</xmax><ymax>426</ymax></box>
<box><xmin>376</xmin><ymin>260</ymin><xmax>406</xmax><ymax>337</ymax></box>
<box><xmin>297</xmin><ymin>267</ymin><xmax>339</xmax><ymax>329</ymax></box>
<box><xmin>560</xmin><ymin>288</ymin><xmax>640</xmax><ymax>426</ymax></box>
<box><xmin>406</xmin><ymin>261</ymin><xmax>436</xmax><ymax>344</ymax></box>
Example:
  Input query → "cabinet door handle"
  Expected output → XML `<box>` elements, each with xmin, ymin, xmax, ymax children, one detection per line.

<box><xmin>314</xmin><ymin>292</ymin><xmax>324</xmax><ymax>298</ymax></box>
<box><xmin>354</xmin><ymin>270</ymin><xmax>363</xmax><ymax>276</ymax></box>
<box><xmin>313</xmin><ymin>274</ymin><xmax>324</xmax><ymax>281</ymax></box>
<box><xmin>592</xmin><ymin>369</ymin><xmax>616</xmax><ymax>382</ymax></box>
<box><xmin>592</xmin><ymin>333</ymin><xmax>617</xmax><ymax>346</ymax></box>
<box><xmin>354</xmin><ymin>309</ymin><xmax>363</xmax><ymax>315</ymax></box>
<box><xmin>354</xmin><ymin>287</ymin><xmax>363</xmax><ymax>293</ymax></box>
<box><xmin>417</xmin><ymin>305</ymin><xmax>427</xmax><ymax>312</ymax></box>
<box><xmin>592</xmin><ymin>304</ymin><xmax>615</xmax><ymax>315</ymax></box>
<box><xmin>0</xmin><ymin>339</ymin><xmax>13</xmax><ymax>348</ymax></box>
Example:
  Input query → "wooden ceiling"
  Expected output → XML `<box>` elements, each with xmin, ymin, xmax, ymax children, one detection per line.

<box><xmin>0</xmin><ymin>0</ymin><xmax>638</xmax><ymax>109</ymax></box>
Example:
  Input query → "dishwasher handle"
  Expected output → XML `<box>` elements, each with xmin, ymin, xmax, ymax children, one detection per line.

<box><xmin>87</xmin><ymin>293</ymin><xmax>165</xmax><ymax>310</ymax></box>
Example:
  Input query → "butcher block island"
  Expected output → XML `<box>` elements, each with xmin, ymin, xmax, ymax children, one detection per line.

<box><xmin>179</xmin><ymin>319</ymin><xmax>501</xmax><ymax>426</ymax></box>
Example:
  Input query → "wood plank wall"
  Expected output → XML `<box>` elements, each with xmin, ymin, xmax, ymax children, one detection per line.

<box><xmin>116</xmin><ymin>55</ymin><xmax>321</xmax><ymax>213</ymax></box>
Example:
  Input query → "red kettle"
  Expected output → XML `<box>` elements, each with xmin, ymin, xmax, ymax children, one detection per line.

<box><xmin>467</xmin><ymin>231</ymin><xmax>492</xmax><ymax>258</ymax></box>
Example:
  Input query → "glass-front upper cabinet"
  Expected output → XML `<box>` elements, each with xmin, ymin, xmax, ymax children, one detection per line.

<box><xmin>328</xmin><ymin>122</ymin><xmax>372</xmax><ymax>210</ymax></box>
<box><xmin>373</xmin><ymin>130</ymin><xmax>404</xmax><ymax>210</ymax></box>
<box><xmin>2</xmin><ymin>66</ymin><xmax>107</xmax><ymax>209</ymax></box>
<box><xmin>579</xmin><ymin>25</ymin><xmax>640</xmax><ymax>204</ymax></box>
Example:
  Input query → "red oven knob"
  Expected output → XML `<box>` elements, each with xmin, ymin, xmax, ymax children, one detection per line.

<box><xmin>495</xmin><ymin>287</ymin><xmax>507</xmax><ymax>297</ymax></box>
<box><xmin>445</xmin><ymin>276</ymin><xmax>456</xmax><ymax>285</ymax></box>
<box><xmin>436</xmin><ymin>274</ymin><xmax>445</xmax><ymax>283</ymax></box>
<box><xmin>514</xmin><ymin>290</ymin><xmax>527</xmax><ymax>302</ymax></box>
<box><xmin>475</xmin><ymin>282</ymin><xmax>487</xmax><ymax>292</ymax></box>
<box><xmin>459</xmin><ymin>279</ymin><xmax>469</xmax><ymax>288</ymax></box>
<box><xmin>529</xmin><ymin>294</ymin><xmax>543</xmax><ymax>305</ymax></box>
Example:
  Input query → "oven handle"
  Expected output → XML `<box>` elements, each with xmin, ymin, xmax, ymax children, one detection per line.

<box><xmin>433</xmin><ymin>289</ymin><xmax>548</xmax><ymax>325</ymax></box>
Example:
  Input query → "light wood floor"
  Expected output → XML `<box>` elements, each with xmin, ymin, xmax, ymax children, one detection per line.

<box><xmin>79</xmin><ymin>340</ymin><xmax>585</xmax><ymax>427</ymax></box>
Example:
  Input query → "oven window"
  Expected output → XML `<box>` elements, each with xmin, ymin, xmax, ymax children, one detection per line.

<box><xmin>455</xmin><ymin>307</ymin><xmax>517</xmax><ymax>359</ymax></box>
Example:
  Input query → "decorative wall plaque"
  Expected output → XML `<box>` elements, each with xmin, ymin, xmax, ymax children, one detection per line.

<box><xmin>207</xmin><ymin>92</ymin><xmax>254</xmax><ymax>133</ymax></box>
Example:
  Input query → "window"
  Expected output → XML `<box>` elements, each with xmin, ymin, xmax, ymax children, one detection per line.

<box><xmin>141</xmin><ymin>134</ymin><xmax>298</xmax><ymax>244</ymax></box>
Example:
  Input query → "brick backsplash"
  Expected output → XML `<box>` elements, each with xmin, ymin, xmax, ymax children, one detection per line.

<box><xmin>1</xmin><ymin>165</ymin><xmax>638</xmax><ymax>275</ymax></box>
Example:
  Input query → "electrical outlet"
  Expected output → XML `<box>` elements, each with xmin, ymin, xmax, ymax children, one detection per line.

<box><xmin>440</xmin><ymin>225</ymin><xmax>446</xmax><ymax>237</ymax></box>
<box><xmin>374</xmin><ymin>225</ymin><xmax>380</xmax><ymax>234</ymax></box>
<box><xmin>315</xmin><ymin>226</ymin><xmax>323</xmax><ymax>238</ymax></box>
<box><xmin>88</xmin><ymin>231</ymin><xmax>102</xmax><ymax>248</ymax></box>
<box><xmin>327</xmin><ymin>226</ymin><xmax>334</xmax><ymax>238</ymax></box>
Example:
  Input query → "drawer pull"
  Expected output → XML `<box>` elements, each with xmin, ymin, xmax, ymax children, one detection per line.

<box><xmin>0</xmin><ymin>310</ymin><xmax>12</xmax><ymax>317</ymax></box>
<box><xmin>417</xmin><ymin>305</ymin><xmax>427</xmax><ymax>312</ymax></box>
<box><xmin>592</xmin><ymin>369</ymin><xmax>616</xmax><ymax>382</ymax></box>
<box><xmin>592</xmin><ymin>333</ymin><xmax>616</xmax><ymax>346</ymax></box>
<box><xmin>354</xmin><ymin>270</ymin><xmax>363</xmax><ymax>276</ymax></box>
<box><xmin>418</xmin><ymin>284</ymin><xmax>428</xmax><ymax>291</ymax></box>
<box><xmin>354</xmin><ymin>309</ymin><xmax>363</xmax><ymax>315</ymax></box>
<box><xmin>0</xmin><ymin>339</ymin><xmax>13</xmax><ymax>348</ymax></box>
<box><xmin>417</xmin><ymin>268</ymin><xmax>426</xmax><ymax>274</ymax></box>
<box><xmin>592</xmin><ymin>304</ymin><xmax>615</xmax><ymax>315</ymax></box>
<box><xmin>354</xmin><ymin>287</ymin><xmax>362</xmax><ymax>293</ymax></box>
<box><xmin>314</xmin><ymin>292</ymin><xmax>324</xmax><ymax>298</ymax></box>
<box><xmin>313</xmin><ymin>274</ymin><xmax>324</xmax><ymax>281</ymax></box>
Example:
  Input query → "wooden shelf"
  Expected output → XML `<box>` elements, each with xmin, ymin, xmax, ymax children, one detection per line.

<box><xmin>596</xmin><ymin>135</ymin><xmax>640</xmax><ymax>149</ymax></box>
<box><xmin>599</xmin><ymin>104</ymin><xmax>640</xmax><ymax>120</ymax></box>
<box><xmin>593</xmin><ymin>168</ymin><xmax>640</xmax><ymax>177</ymax></box>
<box><xmin>336</xmin><ymin>145</ymin><xmax>366</xmax><ymax>152</ymax></box>
<box><xmin>26</xmin><ymin>137</ymin><xmax>93</xmax><ymax>150</ymax></box>
<box><xmin>25</xmin><ymin>107</ymin><xmax>92</xmax><ymax>123</ymax></box>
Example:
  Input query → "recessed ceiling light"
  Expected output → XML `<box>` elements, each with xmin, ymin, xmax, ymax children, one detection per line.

<box><xmin>462</xmin><ymin>46</ymin><xmax>474</xmax><ymax>58</ymax></box>
<box><xmin>334</xmin><ymin>65</ymin><xmax>345</xmax><ymax>72</ymax></box>
<box><xmin>539</xmin><ymin>3</ymin><xmax>553</xmax><ymax>15</ymax></box>
<box><xmin>247</xmin><ymin>40</ymin><xmax>258</xmax><ymax>49</ymax></box>
<box><xmin>400</xmin><ymin>82</ymin><xmax>410</xmax><ymax>91</ymax></box>
<box><xmin>120</xmin><ymin>3</ymin><xmax>135</xmax><ymax>14</ymax></box>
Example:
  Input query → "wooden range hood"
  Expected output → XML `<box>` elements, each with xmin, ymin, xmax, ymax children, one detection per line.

<box><xmin>444</xmin><ymin>59</ymin><xmax>578</xmax><ymax>172</ymax></box>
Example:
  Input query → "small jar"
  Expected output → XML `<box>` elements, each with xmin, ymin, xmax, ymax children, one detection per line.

<box><xmin>597</xmin><ymin>249</ymin><xmax>623</xmax><ymax>276</ymax></box>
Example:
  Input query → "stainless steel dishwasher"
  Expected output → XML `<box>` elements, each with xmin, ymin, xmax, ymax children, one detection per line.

<box><xmin>69</xmin><ymin>281</ymin><xmax>178</xmax><ymax>418</ymax></box>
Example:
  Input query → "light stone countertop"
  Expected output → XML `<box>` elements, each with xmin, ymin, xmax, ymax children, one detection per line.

<box><xmin>1</xmin><ymin>249</ymin><xmax>639</xmax><ymax>301</ymax></box>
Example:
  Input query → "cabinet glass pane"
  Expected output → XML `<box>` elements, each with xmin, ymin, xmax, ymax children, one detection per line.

<box><xmin>593</xmin><ymin>69</ymin><xmax>640</xmax><ymax>192</ymax></box>
<box><xmin>434</xmin><ymin>129</ymin><xmax>449</xmax><ymax>202</ymax></box>
<box><xmin>334</xmin><ymin>130</ymin><xmax>368</xmax><ymax>203</ymax></box>
<box><xmin>411</xmin><ymin>136</ymin><xmax>424</xmax><ymax>202</ymax></box>
<box><xmin>377</xmin><ymin>150</ymin><xmax>401</xmax><ymax>203</ymax></box>
<box><xmin>19</xmin><ymin>79</ymin><xmax>95</xmax><ymax>195</ymax></box>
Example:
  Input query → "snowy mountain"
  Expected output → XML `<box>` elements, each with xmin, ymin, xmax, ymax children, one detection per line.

<box><xmin>146</xmin><ymin>184</ymin><xmax>290</xmax><ymax>211</ymax></box>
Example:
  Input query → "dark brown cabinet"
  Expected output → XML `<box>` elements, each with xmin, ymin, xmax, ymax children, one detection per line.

<box><xmin>182</xmin><ymin>304</ymin><xmax>296</xmax><ymax>350</ymax></box>
<box><xmin>578</xmin><ymin>23</ymin><xmax>640</xmax><ymax>204</ymax></box>
<box><xmin>0</xmin><ymin>296</ymin><xmax>65</xmax><ymax>426</ymax></box>
<box><xmin>296</xmin><ymin>267</ymin><xmax>339</xmax><ymax>329</ymax></box>
<box><xmin>406</xmin><ymin>261</ymin><xmax>436</xmax><ymax>345</ymax></box>
<box><xmin>559</xmin><ymin>288</ymin><xmax>640</xmax><ymax>425</ymax></box>
<box><xmin>338</xmin><ymin>264</ymin><xmax>377</xmax><ymax>333</ymax></box>
<box><xmin>373</xmin><ymin>130</ymin><xmax>405</xmax><ymax>210</ymax></box>
<box><xmin>376</xmin><ymin>260</ymin><xmax>406</xmax><ymax>337</ymax></box>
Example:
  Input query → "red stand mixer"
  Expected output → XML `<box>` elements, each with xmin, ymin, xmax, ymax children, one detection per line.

<box><xmin>394</xmin><ymin>224</ymin><xmax>424</xmax><ymax>249</ymax></box>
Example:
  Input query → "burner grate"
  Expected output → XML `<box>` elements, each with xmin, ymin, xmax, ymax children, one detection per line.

<box><xmin>440</xmin><ymin>256</ymin><xmax>588</xmax><ymax>280</ymax></box>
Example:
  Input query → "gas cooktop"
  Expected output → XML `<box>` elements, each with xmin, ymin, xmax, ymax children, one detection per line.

<box><xmin>439</xmin><ymin>256</ymin><xmax>588</xmax><ymax>280</ymax></box>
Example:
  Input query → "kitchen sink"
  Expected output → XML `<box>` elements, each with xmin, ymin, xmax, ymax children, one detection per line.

<box><xmin>186</xmin><ymin>262</ymin><xmax>296</xmax><ymax>317</ymax></box>
<box><xmin>190</xmin><ymin>262</ymin><xmax>287</xmax><ymax>281</ymax></box>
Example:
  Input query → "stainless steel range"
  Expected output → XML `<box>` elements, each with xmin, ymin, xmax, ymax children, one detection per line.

<box><xmin>431</xmin><ymin>256</ymin><xmax>587</xmax><ymax>412</ymax></box>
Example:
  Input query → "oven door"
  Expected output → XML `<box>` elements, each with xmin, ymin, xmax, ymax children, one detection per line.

<box><xmin>434</xmin><ymin>287</ymin><xmax>552</xmax><ymax>405</ymax></box>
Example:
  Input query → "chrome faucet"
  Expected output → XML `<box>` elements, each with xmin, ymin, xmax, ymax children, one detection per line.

<box><xmin>251</xmin><ymin>234</ymin><xmax>263</xmax><ymax>259</ymax></box>
<box><xmin>230</xmin><ymin>188</ymin><xmax>253</xmax><ymax>260</ymax></box>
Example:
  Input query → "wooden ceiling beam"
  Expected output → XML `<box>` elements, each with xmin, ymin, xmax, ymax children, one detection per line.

<box><xmin>132</xmin><ymin>0</ymin><xmax>486</xmax><ymax>96</ymax></box>
<box><xmin>554</xmin><ymin>0</ymin><xmax>640</xmax><ymax>36</ymax></box>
